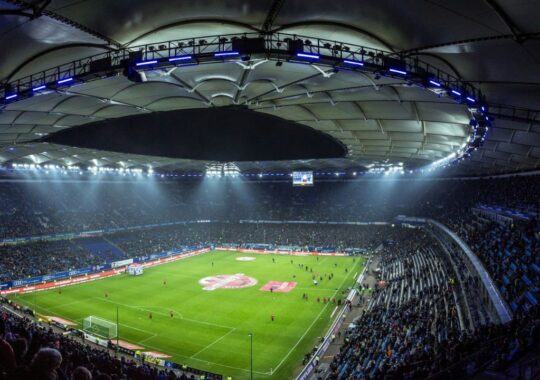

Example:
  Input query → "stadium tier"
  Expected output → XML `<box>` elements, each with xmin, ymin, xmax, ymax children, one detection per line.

<box><xmin>1</xmin><ymin>3</ymin><xmax>540</xmax><ymax>380</ymax></box>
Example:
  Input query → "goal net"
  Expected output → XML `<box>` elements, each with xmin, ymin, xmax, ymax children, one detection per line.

<box><xmin>83</xmin><ymin>316</ymin><xmax>117</xmax><ymax>339</ymax></box>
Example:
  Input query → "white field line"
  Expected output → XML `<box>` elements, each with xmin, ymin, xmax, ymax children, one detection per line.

<box><xmin>47</xmin><ymin>297</ymin><xmax>93</xmax><ymax>311</ymax></box>
<box><xmin>118</xmin><ymin>322</ymin><xmax>156</xmax><ymax>335</ymax></box>
<box><xmin>295</xmin><ymin>287</ymin><xmax>336</xmax><ymax>291</ymax></box>
<box><xmin>330</xmin><ymin>306</ymin><xmax>338</xmax><ymax>318</ymax></box>
<box><xmin>190</xmin><ymin>328</ymin><xmax>237</xmax><ymax>358</ymax></box>
<box><xmin>317</xmin><ymin>256</ymin><xmax>329</xmax><ymax>265</ymax></box>
<box><xmin>270</xmin><ymin>265</ymin><xmax>356</xmax><ymax>374</ymax></box>
<box><xmin>138</xmin><ymin>333</ymin><xmax>158</xmax><ymax>345</ymax></box>
<box><xmin>96</xmin><ymin>297</ymin><xmax>235</xmax><ymax>330</ymax></box>
<box><xmin>142</xmin><ymin>342</ymin><xmax>271</xmax><ymax>376</ymax></box>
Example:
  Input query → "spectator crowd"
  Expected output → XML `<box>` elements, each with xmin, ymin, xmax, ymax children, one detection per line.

<box><xmin>0</xmin><ymin>174</ymin><xmax>539</xmax><ymax>379</ymax></box>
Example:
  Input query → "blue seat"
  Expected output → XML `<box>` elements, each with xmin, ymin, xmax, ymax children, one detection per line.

<box><xmin>526</xmin><ymin>292</ymin><xmax>538</xmax><ymax>305</ymax></box>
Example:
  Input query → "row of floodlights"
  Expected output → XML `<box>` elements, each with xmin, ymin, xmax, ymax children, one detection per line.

<box><xmin>6</xmin><ymin>164</ymin><xmax>464</xmax><ymax>178</ymax></box>
<box><xmin>10</xmin><ymin>163</ymin><xmax>149</xmax><ymax>176</ymax></box>
<box><xmin>295</xmin><ymin>54</ymin><xmax>479</xmax><ymax>105</ymax></box>
<box><xmin>4</xmin><ymin>49</ymin><xmax>480</xmax><ymax>111</ymax></box>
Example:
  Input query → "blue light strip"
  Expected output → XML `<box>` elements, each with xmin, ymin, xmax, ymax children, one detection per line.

<box><xmin>451</xmin><ymin>90</ymin><xmax>462</xmax><ymax>96</ymax></box>
<box><xmin>466</xmin><ymin>96</ymin><xmax>475</xmax><ymax>102</ymax></box>
<box><xmin>32</xmin><ymin>85</ymin><xmax>46</xmax><ymax>92</ymax></box>
<box><xmin>389</xmin><ymin>68</ymin><xmax>407</xmax><ymax>75</ymax></box>
<box><xmin>135</xmin><ymin>60</ymin><xmax>158</xmax><ymax>67</ymax></box>
<box><xmin>429</xmin><ymin>80</ymin><xmax>441</xmax><ymax>87</ymax></box>
<box><xmin>343</xmin><ymin>59</ymin><xmax>364</xmax><ymax>66</ymax></box>
<box><xmin>168</xmin><ymin>55</ymin><xmax>192</xmax><ymax>62</ymax></box>
<box><xmin>5</xmin><ymin>94</ymin><xmax>17</xmax><ymax>100</ymax></box>
<box><xmin>57</xmin><ymin>77</ymin><xmax>74</xmax><ymax>84</ymax></box>
<box><xmin>214</xmin><ymin>51</ymin><xmax>239</xmax><ymax>57</ymax></box>
<box><xmin>296</xmin><ymin>53</ymin><xmax>320</xmax><ymax>59</ymax></box>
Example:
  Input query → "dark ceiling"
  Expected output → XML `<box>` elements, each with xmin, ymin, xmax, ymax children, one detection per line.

<box><xmin>0</xmin><ymin>0</ymin><xmax>539</xmax><ymax>175</ymax></box>
<box><xmin>44</xmin><ymin>107</ymin><xmax>346</xmax><ymax>161</ymax></box>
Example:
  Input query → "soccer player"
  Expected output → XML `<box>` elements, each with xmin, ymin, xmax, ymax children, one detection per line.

<box><xmin>163</xmin><ymin>279</ymin><xmax>167</xmax><ymax>285</ymax></box>
<box><xmin>149</xmin><ymin>312</ymin><xmax>153</xmax><ymax>320</ymax></box>
<box><xmin>271</xmin><ymin>314</ymin><xmax>275</xmax><ymax>322</ymax></box>
<box><xmin>170</xmin><ymin>310</ymin><xmax>174</xmax><ymax>318</ymax></box>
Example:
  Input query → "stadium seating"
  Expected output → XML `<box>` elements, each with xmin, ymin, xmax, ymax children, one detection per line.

<box><xmin>1</xmin><ymin>175</ymin><xmax>540</xmax><ymax>379</ymax></box>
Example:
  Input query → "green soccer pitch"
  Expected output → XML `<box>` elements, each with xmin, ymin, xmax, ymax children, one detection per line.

<box><xmin>9</xmin><ymin>250</ymin><xmax>364</xmax><ymax>380</ymax></box>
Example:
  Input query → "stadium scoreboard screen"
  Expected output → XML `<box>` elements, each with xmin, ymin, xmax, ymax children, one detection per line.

<box><xmin>292</xmin><ymin>171</ymin><xmax>314</xmax><ymax>186</ymax></box>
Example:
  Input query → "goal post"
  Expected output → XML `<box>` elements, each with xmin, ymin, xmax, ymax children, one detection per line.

<box><xmin>83</xmin><ymin>316</ymin><xmax>117</xmax><ymax>339</ymax></box>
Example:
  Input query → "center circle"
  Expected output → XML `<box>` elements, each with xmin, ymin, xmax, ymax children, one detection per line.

<box><xmin>199</xmin><ymin>274</ymin><xmax>257</xmax><ymax>291</ymax></box>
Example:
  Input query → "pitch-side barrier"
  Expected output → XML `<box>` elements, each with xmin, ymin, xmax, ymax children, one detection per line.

<box><xmin>216</xmin><ymin>247</ymin><xmax>347</xmax><ymax>256</ymax></box>
<box><xmin>0</xmin><ymin>247</ymin><xmax>210</xmax><ymax>295</ymax></box>
<box><xmin>295</xmin><ymin>258</ymin><xmax>370</xmax><ymax>380</ymax></box>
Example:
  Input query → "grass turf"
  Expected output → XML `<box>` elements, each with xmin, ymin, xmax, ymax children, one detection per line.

<box><xmin>10</xmin><ymin>250</ymin><xmax>364</xmax><ymax>379</ymax></box>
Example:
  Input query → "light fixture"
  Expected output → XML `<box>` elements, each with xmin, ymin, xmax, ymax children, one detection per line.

<box><xmin>296</xmin><ymin>53</ymin><xmax>319</xmax><ymax>59</ymax></box>
<box><xmin>389</xmin><ymin>68</ymin><xmax>407</xmax><ymax>75</ymax></box>
<box><xmin>135</xmin><ymin>60</ymin><xmax>158</xmax><ymax>67</ymax></box>
<box><xmin>168</xmin><ymin>55</ymin><xmax>192</xmax><ymax>62</ymax></box>
<box><xmin>57</xmin><ymin>77</ymin><xmax>74</xmax><ymax>85</ymax></box>
<box><xmin>343</xmin><ymin>59</ymin><xmax>364</xmax><ymax>67</ymax></box>
<box><xmin>32</xmin><ymin>85</ymin><xmax>46</xmax><ymax>92</ymax></box>
<box><xmin>214</xmin><ymin>51</ymin><xmax>239</xmax><ymax>57</ymax></box>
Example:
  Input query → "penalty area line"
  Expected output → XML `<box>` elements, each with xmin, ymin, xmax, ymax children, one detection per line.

<box><xmin>142</xmin><ymin>342</ymin><xmax>271</xmax><ymax>376</ymax></box>
<box><xmin>190</xmin><ymin>328</ymin><xmax>237</xmax><ymax>358</ymax></box>
<box><xmin>96</xmin><ymin>297</ymin><xmax>235</xmax><ymax>330</ymax></box>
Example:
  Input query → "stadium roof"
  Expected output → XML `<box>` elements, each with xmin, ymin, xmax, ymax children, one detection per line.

<box><xmin>0</xmin><ymin>0</ymin><xmax>539</xmax><ymax>175</ymax></box>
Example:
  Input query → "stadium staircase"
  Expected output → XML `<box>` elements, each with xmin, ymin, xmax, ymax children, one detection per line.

<box><xmin>78</xmin><ymin>237</ymin><xmax>126</xmax><ymax>262</ymax></box>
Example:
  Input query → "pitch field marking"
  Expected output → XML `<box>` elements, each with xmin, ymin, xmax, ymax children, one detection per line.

<box><xmin>190</xmin><ymin>328</ymin><xmax>237</xmax><ymax>359</ymax></box>
<box><xmin>138</xmin><ymin>333</ymin><xmax>158</xmax><ymax>345</ymax></box>
<box><xmin>142</xmin><ymin>342</ymin><xmax>272</xmax><ymax>376</ymax></box>
<box><xmin>45</xmin><ymin>297</ymin><xmax>94</xmax><ymax>311</ymax></box>
<box><xmin>96</xmin><ymin>297</ymin><xmax>236</xmax><ymax>330</ymax></box>
<box><xmin>269</xmin><ymin>262</ymin><xmax>359</xmax><ymax>375</ymax></box>
<box><xmin>295</xmin><ymin>287</ymin><xmax>337</xmax><ymax>291</ymax></box>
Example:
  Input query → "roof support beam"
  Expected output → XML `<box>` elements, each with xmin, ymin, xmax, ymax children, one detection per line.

<box><xmin>2</xmin><ymin>43</ymin><xmax>115</xmax><ymax>85</ymax></box>
<box><xmin>262</xmin><ymin>0</ymin><xmax>287</xmax><ymax>32</ymax></box>
<box><xmin>4</xmin><ymin>0</ymin><xmax>121</xmax><ymax>47</ymax></box>
<box><xmin>484</xmin><ymin>0</ymin><xmax>523</xmax><ymax>42</ymax></box>
<box><xmin>170</xmin><ymin>73</ymin><xmax>212</xmax><ymax>105</ymax></box>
